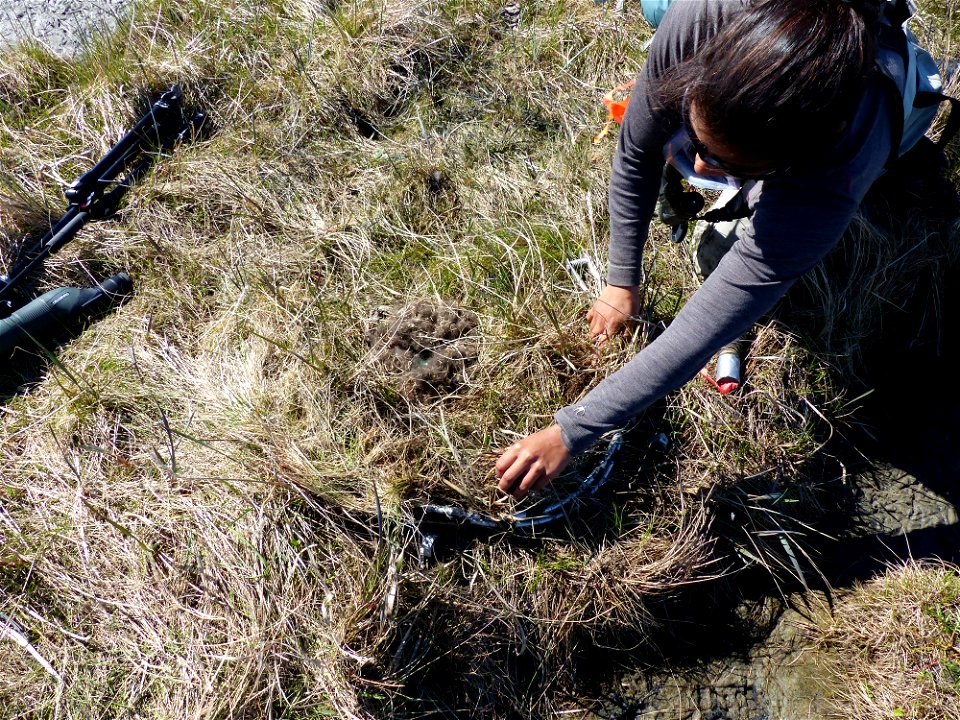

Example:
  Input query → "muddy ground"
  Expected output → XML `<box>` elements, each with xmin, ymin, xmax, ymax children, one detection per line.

<box><xmin>588</xmin><ymin>461</ymin><xmax>959</xmax><ymax>720</ymax></box>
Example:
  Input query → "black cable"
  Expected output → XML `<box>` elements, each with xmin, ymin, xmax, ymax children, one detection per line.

<box><xmin>414</xmin><ymin>431</ymin><xmax>634</xmax><ymax>563</ymax></box>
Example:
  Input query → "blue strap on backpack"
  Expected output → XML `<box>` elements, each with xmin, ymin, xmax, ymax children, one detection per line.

<box><xmin>640</xmin><ymin>0</ymin><xmax>672</xmax><ymax>29</ymax></box>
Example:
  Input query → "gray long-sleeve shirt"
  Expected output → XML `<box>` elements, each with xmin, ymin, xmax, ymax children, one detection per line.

<box><xmin>555</xmin><ymin>0</ymin><xmax>894</xmax><ymax>455</ymax></box>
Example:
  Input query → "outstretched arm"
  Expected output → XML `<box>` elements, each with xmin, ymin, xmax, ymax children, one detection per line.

<box><xmin>498</xmin><ymin>120</ymin><xmax>890</xmax><ymax>497</ymax></box>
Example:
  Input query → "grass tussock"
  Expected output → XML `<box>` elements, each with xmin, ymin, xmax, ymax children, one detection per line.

<box><xmin>816</xmin><ymin>561</ymin><xmax>960</xmax><ymax>720</ymax></box>
<box><xmin>0</xmin><ymin>0</ymin><xmax>956</xmax><ymax>717</ymax></box>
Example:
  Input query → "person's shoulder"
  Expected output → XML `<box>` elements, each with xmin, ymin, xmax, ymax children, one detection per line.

<box><xmin>652</xmin><ymin>0</ymin><xmax>747</xmax><ymax>54</ymax></box>
<box><xmin>769</xmin><ymin>78</ymin><xmax>893</xmax><ymax>191</ymax></box>
<box><xmin>842</xmin><ymin>75</ymin><xmax>896</xmax><ymax>173</ymax></box>
<box><xmin>662</xmin><ymin>0</ymin><xmax>748</xmax><ymax>25</ymax></box>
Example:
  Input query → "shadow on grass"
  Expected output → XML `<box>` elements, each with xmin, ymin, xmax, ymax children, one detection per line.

<box><xmin>574</xmin><ymin>141</ymin><xmax>960</xmax><ymax>717</ymax></box>
<box><xmin>812</xmin><ymin>137</ymin><xmax>960</xmax><ymax>580</ymax></box>
<box><xmin>829</xmin><ymin>276</ymin><xmax>960</xmax><ymax>579</ymax></box>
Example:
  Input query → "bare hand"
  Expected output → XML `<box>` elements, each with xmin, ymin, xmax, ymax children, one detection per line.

<box><xmin>586</xmin><ymin>284</ymin><xmax>639</xmax><ymax>346</ymax></box>
<box><xmin>495</xmin><ymin>425</ymin><xmax>572</xmax><ymax>500</ymax></box>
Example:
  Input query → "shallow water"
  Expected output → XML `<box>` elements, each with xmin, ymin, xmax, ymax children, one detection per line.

<box><xmin>590</xmin><ymin>463</ymin><xmax>960</xmax><ymax>720</ymax></box>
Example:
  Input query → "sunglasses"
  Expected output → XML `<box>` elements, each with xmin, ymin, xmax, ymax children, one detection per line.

<box><xmin>681</xmin><ymin>96</ymin><xmax>781</xmax><ymax>179</ymax></box>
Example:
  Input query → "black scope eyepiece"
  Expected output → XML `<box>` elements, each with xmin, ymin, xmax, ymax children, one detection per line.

<box><xmin>0</xmin><ymin>273</ymin><xmax>133</xmax><ymax>361</ymax></box>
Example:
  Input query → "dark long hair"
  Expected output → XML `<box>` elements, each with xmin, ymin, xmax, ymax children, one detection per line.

<box><xmin>663</xmin><ymin>0</ymin><xmax>881</xmax><ymax>167</ymax></box>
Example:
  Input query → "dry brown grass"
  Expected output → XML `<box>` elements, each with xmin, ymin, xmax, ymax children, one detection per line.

<box><xmin>815</xmin><ymin>561</ymin><xmax>960</xmax><ymax>720</ymax></box>
<box><xmin>0</xmin><ymin>0</ymin><xmax>955</xmax><ymax>717</ymax></box>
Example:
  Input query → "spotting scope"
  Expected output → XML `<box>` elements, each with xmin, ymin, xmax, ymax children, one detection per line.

<box><xmin>0</xmin><ymin>273</ymin><xmax>133</xmax><ymax>359</ymax></box>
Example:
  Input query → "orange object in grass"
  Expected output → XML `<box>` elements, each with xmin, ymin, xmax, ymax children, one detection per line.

<box><xmin>593</xmin><ymin>80</ymin><xmax>635</xmax><ymax>143</ymax></box>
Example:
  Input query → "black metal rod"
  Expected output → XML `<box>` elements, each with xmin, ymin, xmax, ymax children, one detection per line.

<box><xmin>0</xmin><ymin>89</ymin><xmax>198</xmax><ymax>310</ymax></box>
<box><xmin>64</xmin><ymin>86</ymin><xmax>183</xmax><ymax>206</ymax></box>
<box><xmin>0</xmin><ymin>210</ymin><xmax>89</xmax><ymax>305</ymax></box>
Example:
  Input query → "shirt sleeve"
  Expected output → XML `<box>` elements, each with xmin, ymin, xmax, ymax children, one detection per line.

<box><xmin>607</xmin><ymin>0</ymin><xmax>736</xmax><ymax>286</ymax></box>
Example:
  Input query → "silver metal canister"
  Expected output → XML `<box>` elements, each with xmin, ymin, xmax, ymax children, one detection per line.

<box><xmin>715</xmin><ymin>342</ymin><xmax>741</xmax><ymax>389</ymax></box>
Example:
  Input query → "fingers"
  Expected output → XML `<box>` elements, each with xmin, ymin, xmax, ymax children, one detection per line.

<box><xmin>588</xmin><ymin>308</ymin><xmax>612</xmax><ymax>343</ymax></box>
<box><xmin>529</xmin><ymin>472</ymin><xmax>553</xmax><ymax>495</ymax></box>
<box><xmin>495</xmin><ymin>426</ymin><xmax>571</xmax><ymax>500</ymax></box>
<box><xmin>588</xmin><ymin>301</ymin><xmax>629</xmax><ymax>343</ymax></box>
<box><xmin>588</xmin><ymin>286</ymin><xmax>640</xmax><ymax>345</ymax></box>
<box><xmin>516</xmin><ymin>460</ymin><xmax>549</xmax><ymax>498</ymax></box>
<box><xmin>496</xmin><ymin>449</ymin><xmax>545</xmax><ymax>499</ymax></box>
<box><xmin>495</xmin><ymin>444</ymin><xmax>523</xmax><ymax>494</ymax></box>
<box><xmin>499</xmin><ymin>457</ymin><xmax>562</xmax><ymax>500</ymax></box>
<box><xmin>590</xmin><ymin>314</ymin><xmax>616</xmax><ymax>346</ymax></box>
<box><xmin>587</xmin><ymin>306</ymin><xmax>602</xmax><ymax>334</ymax></box>
<box><xmin>494</xmin><ymin>443</ymin><xmax>519</xmax><ymax>477</ymax></box>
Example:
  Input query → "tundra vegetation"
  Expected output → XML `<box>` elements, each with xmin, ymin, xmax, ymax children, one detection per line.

<box><xmin>0</xmin><ymin>0</ymin><xmax>958</xmax><ymax>718</ymax></box>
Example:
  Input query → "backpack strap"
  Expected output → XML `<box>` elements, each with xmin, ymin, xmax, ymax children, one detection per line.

<box><xmin>883</xmin><ymin>0</ymin><xmax>911</xmax><ymax>26</ymax></box>
<box><xmin>875</xmin><ymin>5</ymin><xmax>910</xmax><ymax>166</ymax></box>
<box><xmin>876</xmin><ymin>70</ymin><xmax>906</xmax><ymax>168</ymax></box>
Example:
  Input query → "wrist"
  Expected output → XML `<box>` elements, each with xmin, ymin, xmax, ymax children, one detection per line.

<box><xmin>553</xmin><ymin>412</ymin><xmax>596</xmax><ymax>456</ymax></box>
